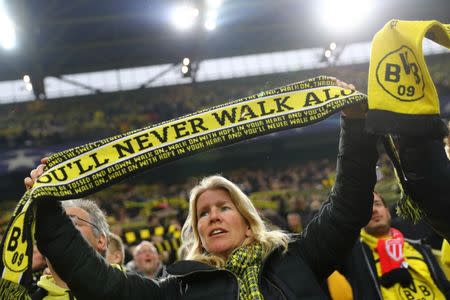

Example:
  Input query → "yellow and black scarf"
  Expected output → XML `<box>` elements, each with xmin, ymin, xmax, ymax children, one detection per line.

<box><xmin>367</xmin><ymin>20</ymin><xmax>449</xmax><ymax>222</ymax></box>
<box><xmin>366</xmin><ymin>20</ymin><xmax>449</xmax><ymax>136</ymax></box>
<box><xmin>0</xmin><ymin>76</ymin><xmax>365</xmax><ymax>299</ymax></box>
<box><xmin>225</xmin><ymin>243</ymin><xmax>264</xmax><ymax>300</ymax></box>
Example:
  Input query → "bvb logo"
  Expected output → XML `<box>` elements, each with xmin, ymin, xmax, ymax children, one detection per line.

<box><xmin>376</xmin><ymin>45</ymin><xmax>425</xmax><ymax>102</ymax></box>
<box><xmin>2</xmin><ymin>212</ymin><xmax>28</xmax><ymax>272</ymax></box>
<box><xmin>398</xmin><ymin>280</ymin><xmax>435</xmax><ymax>300</ymax></box>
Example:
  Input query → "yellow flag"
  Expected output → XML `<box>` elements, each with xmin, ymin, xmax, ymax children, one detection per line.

<box><xmin>367</xmin><ymin>20</ymin><xmax>450</xmax><ymax>135</ymax></box>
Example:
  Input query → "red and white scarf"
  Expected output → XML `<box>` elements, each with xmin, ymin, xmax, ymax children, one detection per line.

<box><xmin>376</xmin><ymin>228</ymin><xmax>406</xmax><ymax>275</ymax></box>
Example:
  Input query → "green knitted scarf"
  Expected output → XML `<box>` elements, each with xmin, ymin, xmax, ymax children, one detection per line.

<box><xmin>225</xmin><ymin>243</ymin><xmax>264</xmax><ymax>300</ymax></box>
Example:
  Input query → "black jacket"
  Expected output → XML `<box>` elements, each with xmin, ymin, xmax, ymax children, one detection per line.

<box><xmin>340</xmin><ymin>238</ymin><xmax>450</xmax><ymax>300</ymax></box>
<box><xmin>36</xmin><ymin>117</ymin><xmax>378</xmax><ymax>300</ymax></box>
<box><xmin>399</xmin><ymin>134</ymin><xmax>450</xmax><ymax>241</ymax></box>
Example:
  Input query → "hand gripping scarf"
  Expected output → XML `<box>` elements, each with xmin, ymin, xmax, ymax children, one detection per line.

<box><xmin>366</xmin><ymin>20</ymin><xmax>450</xmax><ymax>222</ymax></box>
<box><xmin>0</xmin><ymin>76</ymin><xmax>366</xmax><ymax>299</ymax></box>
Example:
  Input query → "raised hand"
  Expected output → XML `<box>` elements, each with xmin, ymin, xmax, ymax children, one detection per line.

<box><xmin>24</xmin><ymin>157</ymin><xmax>49</xmax><ymax>190</ymax></box>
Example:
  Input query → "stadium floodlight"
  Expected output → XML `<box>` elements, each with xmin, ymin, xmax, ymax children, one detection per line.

<box><xmin>0</xmin><ymin>10</ymin><xmax>16</xmax><ymax>50</ymax></box>
<box><xmin>324</xmin><ymin>49</ymin><xmax>332</xmax><ymax>58</ymax></box>
<box><xmin>204</xmin><ymin>10</ymin><xmax>218</xmax><ymax>31</ymax></box>
<box><xmin>206</xmin><ymin>0</ymin><xmax>222</xmax><ymax>9</ymax></box>
<box><xmin>181</xmin><ymin>57</ymin><xmax>192</xmax><ymax>77</ymax></box>
<box><xmin>330</xmin><ymin>42</ymin><xmax>336</xmax><ymax>51</ymax></box>
<box><xmin>171</xmin><ymin>4</ymin><xmax>199</xmax><ymax>31</ymax></box>
<box><xmin>319</xmin><ymin>0</ymin><xmax>374</xmax><ymax>34</ymax></box>
<box><xmin>25</xmin><ymin>83</ymin><xmax>33</xmax><ymax>92</ymax></box>
<box><xmin>204</xmin><ymin>19</ymin><xmax>216</xmax><ymax>31</ymax></box>
<box><xmin>23</xmin><ymin>75</ymin><xmax>30</xmax><ymax>83</ymax></box>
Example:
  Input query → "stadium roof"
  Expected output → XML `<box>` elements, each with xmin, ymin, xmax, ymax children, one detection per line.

<box><xmin>0</xmin><ymin>0</ymin><xmax>449</xmax><ymax>82</ymax></box>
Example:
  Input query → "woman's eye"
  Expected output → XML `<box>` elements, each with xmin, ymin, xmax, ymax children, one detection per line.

<box><xmin>221</xmin><ymin>206</ymin><xmax>231</xmax><ymax>211</ymax></box>
<box><xmin>199</xmin><ymin>211</ymin><xmax>208</xmax><ymax>218</ymax></box>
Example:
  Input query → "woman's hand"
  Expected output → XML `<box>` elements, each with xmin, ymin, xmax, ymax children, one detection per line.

<box><xmin>24</xmin><ymin>157</ymin><xmax>49</xmax><ymax>190</ymax></box>
<box><xmin>331</xmin><ymin>77</ymin><xmax>367</xmax><ymax>119</ymax></box>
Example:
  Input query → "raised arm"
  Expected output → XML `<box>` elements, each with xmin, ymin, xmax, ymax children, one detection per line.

<box><xmin>398</xmin><ymin>124</ymin><xmax>450</xmax><ymax>241</ymax></box>
<box><xmin>295</xmin><ymin>100</ymin><xmax>378</xmax><ymax>280</ymax></box>
<box><xmin>28</xmin><ymin>165</ymin><xmax>169</xmax><ymax>300</ymax></box>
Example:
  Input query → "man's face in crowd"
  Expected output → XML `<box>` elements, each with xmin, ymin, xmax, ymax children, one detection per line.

<box><xmin>66</xmin><ymin>207</ymin><xmax>107</xmax><ymax>254</ymax></box>
<box><xmin>134</xmin><ymin>242</ymin><xmax>160</xmax><ymax>276</ymax></box>
<box><xmin>364</xmin><ymin>193</ymin><xmax>391</xmax><ymax>237</ymax></box>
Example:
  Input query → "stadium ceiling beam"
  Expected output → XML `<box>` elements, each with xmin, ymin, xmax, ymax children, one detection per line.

<box><xmin>54</xmin><ymin>75</ymin><xmax>102</xmax><ymax>94</ymax></box>
<box><xmin>139</xmin><ymin>63</ymin><xmax>178</xmax><ymax>89</ymax></box>
<box><xmin>39</xmin><ymin>35</ymin><xmax>180</xmax><ymax>53</ymax></box>
<box><xmin>39</xmin><ymin>12</ymin><xmax>152</xmax><ymax>26</ymax></box>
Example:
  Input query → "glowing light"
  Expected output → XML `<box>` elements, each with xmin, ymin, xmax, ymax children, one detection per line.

<box><xmin>0</xmin><ymin>12</ymin><xmax>16</xmax><ymax>50</ymax></box>
<box><xmin>23</xmin><ymin>75</ymin><xmax>30</xmax><ymax>83</ymax></box>
<box><xmin>206</xmin><ymin>0</ymin><xmax>222</xmax><ymax>9</ymax></box>
<box><xmin>25</xmin><ymin>83</ymin><xmax>33</xmax><ymax>92</ymax></box>
<box><xmin>324</xmin><ymin>50</ymin><xmax>332</xmax><ymax>58</ymax></box>
<box><xmin>183</xmin><ymin>57</ymin><xmax>190</xmax><ymax>65</ymax></box>
<box><xmin>181</xmin><ymin>65</ymin><xmax>189</xmax><ymax>74</ymax></box>
<box><xmin>330</xmin><ymin>42</ymin><xmax>336</xmax><ymax>51</ymax></box>
<box><xmin>319</xmin><ymin>0</ymin><xmax>374</xmax><ymax>34</ymax></box>
<box><xmin>171</xmin><ymin>4</ymin><xmax>199</xmax><ymax>31</ymax></box>
<box><xmin>205</xmin><ymin>19</ymin><xmax>216</xmax><ymax>31</ymax></box>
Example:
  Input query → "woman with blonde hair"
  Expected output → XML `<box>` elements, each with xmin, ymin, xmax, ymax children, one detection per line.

<box><xmin>31</xmin><ymin>80</ymin><xmax>379</xmax><ymax>299</ymax></box>
<box><xmin>180</xmin><ymin>175</ymin><xmax>290</xmax><ymax>266</ymax></box>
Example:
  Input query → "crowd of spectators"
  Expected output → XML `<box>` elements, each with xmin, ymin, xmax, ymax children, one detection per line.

<box><xmin>1</xmin><ymin>57</ymin><xmax>448</xmax><ymax>149</ymax></box>
<box><xmin>1</xmin><ymin>60</ymin><xmax>448</xmax><ymax>297</ymax></box>
<box><xmin>0</xmin><ymin>151</ymin><xmax>403</xmax><ymax>269</ymax></box>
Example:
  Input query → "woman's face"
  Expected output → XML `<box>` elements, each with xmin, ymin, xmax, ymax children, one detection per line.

<box><xmin>196</xmin><ymin>188</ymin><xmax>252</xmax><ymax>259</ymax></box>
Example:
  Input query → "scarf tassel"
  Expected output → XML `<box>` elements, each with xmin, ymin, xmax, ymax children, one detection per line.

<box><xmin>0</xmin><ymin>279</ymin><xmax>30</xmax><ymax>300</ymax></box>
<box><xmin>379</xmin><ymin>268</ymin><xmax>413</xmax><ymax>288</ymax></box>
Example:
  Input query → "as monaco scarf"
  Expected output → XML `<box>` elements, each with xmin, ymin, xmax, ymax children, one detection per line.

<box><xmin>0</xmin><ymin>76</ymin><xmax>366</xmax><ymax>299</ymax></box>
<box><xmin>362</xmin><ymin>228</ymin><xmax>412</xmax><ymax>288</ymax></box>
<box><xmin>376</xmin><ymin>228</ymin><xmax>406</xmax><ymax>275</ymax></box>
<box><xmin>376</xmin><ymin>228</ymin><xmax>413</xmax><ymax>288</ymax></box>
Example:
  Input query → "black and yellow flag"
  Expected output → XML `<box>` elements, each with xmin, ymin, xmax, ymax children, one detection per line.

<box><xmin>366</xmin><ymin>20</ymin><xmax>450</xmax><ymax>136</ymax></box>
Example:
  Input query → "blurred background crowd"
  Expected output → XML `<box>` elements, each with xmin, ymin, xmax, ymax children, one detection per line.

<box><xmin>0</xmin><ymin>0</ymin><xmax>449</xmax><ymax>297</ymax></box>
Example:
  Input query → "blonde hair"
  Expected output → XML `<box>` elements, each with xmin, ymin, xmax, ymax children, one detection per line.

<box><xmin>107</xmin><ymin>233</ymin><xmax>125</xmax><ymax>265</ymax></box>
<box><xmin>180</xmin><ymin>175</ymin><xmax>290</xmax><ymax>267</ymax></box>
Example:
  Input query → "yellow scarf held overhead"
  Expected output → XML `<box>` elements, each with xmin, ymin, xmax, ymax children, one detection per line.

<box><xmin>367</xmin><ymin>20</ymin><xmax>450</xmax><ymax>136</ymax></box>
<box><xmin>0</xmin><ymin>76</ymin><xmax>366</xmax><ymax>300</ymax></box>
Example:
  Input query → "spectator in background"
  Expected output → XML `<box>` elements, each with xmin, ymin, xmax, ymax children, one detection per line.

<box><xmin>286</xmin><ymin>212</ymin><xmax>303</xmax><ymax>233</ymax></box>
<box><xmin>106</xmin><ymin>232</ymin><xmax>125</xmax><ymax>269</ymax></box>
<box><xmin>291</xmin><ymin>195</ymin><xmax>312</xmax><ymax>229</ymax></box>
<box><xmin>126</xmin><ymin>241</ymin><xmax>166</xmax><ymax>279</ymax></box>
<box><xmin>308</xmin><ymin>194</ymin><xmax>322</xmax><ymax>221</ymax></box>
<box><xmin>336</xmin><ymin>192</ymin><xmax>450</xmax><ymax>300</ymax></box>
